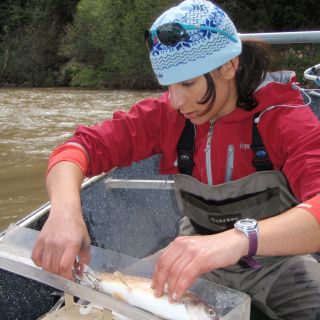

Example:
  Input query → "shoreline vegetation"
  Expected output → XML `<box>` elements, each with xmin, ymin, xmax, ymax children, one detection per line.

<box><xmin>0</xmin><ymin>0</ymin><xmax>319</xmax><ymax>89</ymax></box>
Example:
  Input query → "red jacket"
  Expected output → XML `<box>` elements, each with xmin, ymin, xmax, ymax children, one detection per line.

<box><xmin>68</xmin><ymin>72</ymin><xmax>320</xmax><ymax>201</ymax></box>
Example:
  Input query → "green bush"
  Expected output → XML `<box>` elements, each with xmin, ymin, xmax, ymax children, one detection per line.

<box><xmin>272</xmin><ymin>44</ymin><xmax>320</xmax><ymax>86</ymax></box>
<box><xmin>61</xmin><ymin>0</ymin><xmax>178</xmax><ymax>89</ymax></box>
<box><xmin>69</xmin><ymin>66</ymin><xmax>105</xmax><ymax>87</ymax></box>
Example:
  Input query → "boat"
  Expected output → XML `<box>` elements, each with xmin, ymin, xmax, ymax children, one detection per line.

<box><xmin>0</xmin><ymin>32</ymin><xmax>320</xmax><ymax>320</ymax></box>
<box><xmin>0</xmin><ymin>155</ymin><xmax>253</xmax><ymax>320</ymax></box>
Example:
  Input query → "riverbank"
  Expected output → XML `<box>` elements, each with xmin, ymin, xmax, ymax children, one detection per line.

<box><xmin>1</xmin><ymin>44</ymin><xmax>319</xmax><ymax>89</ymax></box>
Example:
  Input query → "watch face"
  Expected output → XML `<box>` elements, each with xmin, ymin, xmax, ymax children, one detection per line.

<box><xmin>241</xmin><ymin>220</ymin><xmax>254</xmax><ymax>226</ymax></box>
<box><xmin>235</xmin><ymin>218</ymin><xmax>257</xmax><ymax>231</ymax></box>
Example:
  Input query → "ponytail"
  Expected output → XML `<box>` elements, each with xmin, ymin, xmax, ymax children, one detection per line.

<box><xmin>200</xmin><ymin>40</ymin><xmax>271</xmax><ymax>112</ymax></box>
<box><xmin>236</xmin><ymin>40</ymin><xmax>271</xmax><ymax>110</ymax></box>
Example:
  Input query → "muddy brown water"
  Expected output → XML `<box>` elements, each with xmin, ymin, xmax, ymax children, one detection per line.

<box><xmin>0</xmin><ymin>87</ymin><xmax>159</xmax><ymax>231</ymax></box>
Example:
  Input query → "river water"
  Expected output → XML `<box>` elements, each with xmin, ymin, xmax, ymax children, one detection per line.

<box><xmin>0</xmin><ymin>87</ymin><xmax>159</xmax><ymax>231</ymax></box>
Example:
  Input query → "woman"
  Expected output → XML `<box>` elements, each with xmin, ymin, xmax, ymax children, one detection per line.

<box><xmin>32</xmin><ymin>1</ymin><xmax>320</xmax><ymax>318</ymax></box>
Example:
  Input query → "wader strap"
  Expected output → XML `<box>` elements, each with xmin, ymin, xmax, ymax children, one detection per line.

<box><xmin>177</xmin><ymin>119</ymin><xmax>195</xmax><ymax>175</ymax></box>
<box><xmin>251</xmin><ymin>113</ymin><xmax>273</xmax><ymax>171</ymax></box>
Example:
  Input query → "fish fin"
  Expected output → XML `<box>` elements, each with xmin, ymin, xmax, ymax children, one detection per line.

<box><xmin>112</xmin><ymin>292</ymin><xmax>127</xmax><ymax>302</ymax></box>
<box><xmin>114</xmin><ymin>271</ymin><xmax>131</xmax><ymax>290</ymax></box>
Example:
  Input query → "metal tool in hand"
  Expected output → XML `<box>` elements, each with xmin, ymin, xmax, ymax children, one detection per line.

<box><xmin>73</xmin><ymin>256</ymin><xmax>101</xmax><ymax>290</ymax></box>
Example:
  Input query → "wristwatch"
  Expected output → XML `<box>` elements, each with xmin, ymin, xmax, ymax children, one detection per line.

<box><xmin>234</xmin><ymin>218</ymin><xmax>261</xmax><ymax>269</ymax></box>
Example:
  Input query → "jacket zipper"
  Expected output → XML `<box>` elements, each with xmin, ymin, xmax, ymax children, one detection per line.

<box><xmin>205</xmin><ymin>122</ymin><xmax>214</xmax><ymax>185</ymax></box>
<box><xmin>225</xmin><ymin>144</ymin><xmax>234</xmax><ymax>182</ymax></box>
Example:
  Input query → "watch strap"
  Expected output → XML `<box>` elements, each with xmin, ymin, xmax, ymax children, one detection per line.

<box><xmin>247</xmin><ymin>229</ymin><xmax>258</xmax><ymax>257</ymax></box>
<box><xmin>234</xmin><ymin>219</ymin><xmax>261</xmax><ymax>269</ymax></box>
<box><xmin>241</xmin><ymin>256</ymin><xmax>261</xmax><ymax>269</ymax></box>
<box><xmin>243</xmin><ymin>229</ymin><xmax>261</xmax><ymax>268</ymax></box>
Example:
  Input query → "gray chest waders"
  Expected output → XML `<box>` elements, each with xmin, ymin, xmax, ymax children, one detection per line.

<box><xmin>176</xmin><ymin>116</ymin><xmax>298</xmax><ymax>236</ymax></box>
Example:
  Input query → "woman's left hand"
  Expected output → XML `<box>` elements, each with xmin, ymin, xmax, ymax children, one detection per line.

<box><xmin>152</xmin><ymin>229</ymin><xmax>248</xmax><ymax>301</ymax></box>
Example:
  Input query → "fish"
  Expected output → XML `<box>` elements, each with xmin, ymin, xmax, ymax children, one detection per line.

<box><xmin>97</xmin><ymin>271</ymin><xmax>219</xmax><ymax>320</ymax></box>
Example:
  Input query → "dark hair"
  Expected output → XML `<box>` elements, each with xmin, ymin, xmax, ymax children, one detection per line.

<box><xmin>199</xmin><ymin>40</ymin><xmax>271</xmax><ymax>111</ymax></box>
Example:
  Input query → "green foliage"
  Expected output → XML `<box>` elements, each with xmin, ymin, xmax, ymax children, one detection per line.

<box><xmin>69</xmin><ymin>65</ymin><xmax>104</xmax><ymax>87</ymax></box>
<box><xmin>272</xmin><ymin>44</ymin><xmax>320</xmax><ymax>85</ymax></box>
<box><xmin>217</xmin><ymin>0</ymin><xmax>320</xmax><ymax>32</ymax></box>
<box><xmin>0</xmin><ymin>0</ymin><xmax>319</xmax><ymax>87</ymax></box>
<box><xmin>61</xmin><ymin>0</ymin><xmax>178</xmax><ymax>88</ymax></box>
<box><xmin>61</xmin><ymin>0</ymin><xmax>111</xmax><ymax>66</ymax></box>
<box><xmin>0</xmin><ymin>0</ymin><xmax>79</xmax><ymax>86</ymax></box>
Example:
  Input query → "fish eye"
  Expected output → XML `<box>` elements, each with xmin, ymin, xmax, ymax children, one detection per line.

<box><xmin>209</xmin><ymin>309</ymin><xmax>216</xmax><ymax>316</ymax></box>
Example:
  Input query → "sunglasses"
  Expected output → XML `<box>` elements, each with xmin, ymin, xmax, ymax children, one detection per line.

<box><xmin>145</xmin><ymin>22</ymin><xmax>238</xmax><ymax>51</ymax></box>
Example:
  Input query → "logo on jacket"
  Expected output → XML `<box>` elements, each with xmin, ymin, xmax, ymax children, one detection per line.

<box><xmin>208</xmin><ymin>215</ymin><xmax>241</xmax><ymax>226</ymax></box>
<box><xmin>255</xmin><ymin>150</ymin><xmax>267</xmax><ymax>158</ymax></box>
<box><xmin>240</xmin><ymin>143</ymin><xmax>250</xmax><ymax>150</ymax></box>
<box><xmin>179</xmin><ymin>154</ymin><xmax>190</xmax><ymax>161</ymax></box>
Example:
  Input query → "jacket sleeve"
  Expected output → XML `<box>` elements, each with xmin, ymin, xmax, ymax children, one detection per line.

<box><xmin>66</xmin><ymin>95</ymin><xmax>171</xmax><ymax>177</ymax></box>
<box><xmin>260</xmin><ymin>105</ymin><xmax>320</xmax><ymax>201</ymax></box>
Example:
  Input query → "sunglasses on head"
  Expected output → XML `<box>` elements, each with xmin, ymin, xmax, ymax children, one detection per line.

<box><xmin>145</xmin><ymin>22</ymin><xmax>238</xmax><ymax>51</ymax></box>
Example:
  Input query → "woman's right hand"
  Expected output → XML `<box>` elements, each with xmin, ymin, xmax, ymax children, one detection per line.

<box><xmin>31</xmin><ymin>203</ymin><xmax>91</xmax><ymax>279</ymax></box>
<box><xmin>31</xmin><ymin>161</ymin><xmax>90</xmax><ymax>279</ymax></box>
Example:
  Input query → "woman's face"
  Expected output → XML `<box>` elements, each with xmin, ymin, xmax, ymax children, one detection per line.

<box><xmin>168</xmin><ymin>62</ymin><xmax>238</xmax><ymax>125</ymax></box>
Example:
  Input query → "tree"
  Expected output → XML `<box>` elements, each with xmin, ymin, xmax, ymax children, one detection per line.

<box><xmin>217</xmin><ymin>0</ymin><xmax>320</xmax><ymax>32</ymax></box>
<box><xmin>0</xmin><ymin>0</ymin><xmax>79</xmax><ymax>86</ymax></box>
<box><xmin>61</xmin><ymin>0</ymin><xmax>178</xmax><ymax>88</ymax></box>
<box><xmin>0</xmin><ymin>0</ymin><xmax>318</xmax><ymax>87</ymax></box>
